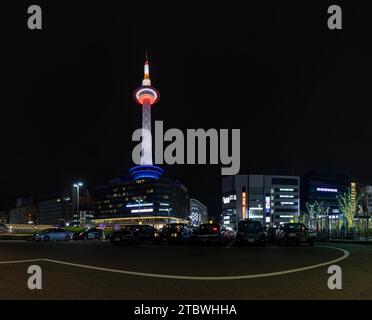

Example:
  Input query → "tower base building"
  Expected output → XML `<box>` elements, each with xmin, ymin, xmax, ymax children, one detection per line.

<box><xmin>92</xmin><ymin>175</ymin><xmax>189</xmax><ymax>229</ymax></box>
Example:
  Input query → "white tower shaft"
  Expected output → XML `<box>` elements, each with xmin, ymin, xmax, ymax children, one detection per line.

<box><xmin>141</xmin><ymin>102</ymin><xmax>153</xmax><ymax>165</ymax></box>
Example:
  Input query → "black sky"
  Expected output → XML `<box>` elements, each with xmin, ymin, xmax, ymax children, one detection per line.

<box><xmin>2</xmin><ymin>0</ymin><xmax>372</xmax><ymax>215</ymax></box>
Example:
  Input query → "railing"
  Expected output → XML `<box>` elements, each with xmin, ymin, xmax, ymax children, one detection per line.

<box><xmin>317</xmin><ymin>229</ymin><xmax>372</xmax><ymax>241</ymax></box>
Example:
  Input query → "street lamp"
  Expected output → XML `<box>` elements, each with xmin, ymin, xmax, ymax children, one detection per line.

<box><xmin>136</xmin><ymin>199</ymin><xmax>143</xmax><ymax>223</ymax></box>
<box><xmin>73</xmin><ymin>182</ymin><xmax>83</xmax><ymax>226</ymax></box>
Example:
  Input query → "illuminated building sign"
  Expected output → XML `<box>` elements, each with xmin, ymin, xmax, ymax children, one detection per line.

<box><xmin>316</xmin><ymin>187</ymin><xmax>338</xmax><ymax>193</ymax></box>
<box><xmin>130</xmin><ymin>208</ymin><xmax>154</xmax><ymax>213</ymax></box>
<box><xmin>160</xmin><ymin>202</ymin><xmax>170</xmax><ymax>206</ymax></box>
<box><xmin>190</xmin><ymin>212</ymin><xmax>200</xmax><ymax>226</ymax></box>
<box><xmin>265</xmin><ymin>196</ymin><xmax>271</xmax><ymax>214</ymax></box>
<box><xmin>223</xmin><ymin>194</ymin><xmax>237</xmax><ymax>204</ymax></box>
<box><xmin>242</xmin><ymin>191</ymin><xmax>246</xmax><ymax>219</ymax></box>
<box><xmin>126</xmin><ymin>202</ymin><xmax>153</xmax><ymax>208</ymax></box>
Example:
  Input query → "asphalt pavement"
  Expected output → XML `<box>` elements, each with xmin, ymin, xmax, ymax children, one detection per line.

<box><xmin>0</xmin><ymin>240</ymin><xmax>371</xmax><ymax>299</ymax></box>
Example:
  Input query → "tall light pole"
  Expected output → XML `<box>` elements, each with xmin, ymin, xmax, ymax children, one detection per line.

<box><xmin>73</xmin><ymin>182</ymin><xmax>83</xmax><ymax>226</ymax></box>
<box><xmin>136</xmin><ymin>199</ymin><xmax>143</xmax><ymax>224</ymax></box>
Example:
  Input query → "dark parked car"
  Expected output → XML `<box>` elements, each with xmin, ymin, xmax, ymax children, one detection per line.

<box><xmin>236</xmin><ymin>220</ymin><xmax>267</xmax><ymax>245</ymax></box>
<box><xmin>189</xmin><ymin>223</ymin><xmax>229</xmax><ymax>246</ymax></box>
<box><xmin>276</xmin><ymin>223</ymin><xmax>316</xmax><ymax>246</ymax></box>
<box><xmin>73</xmin><ymin>228</ymin><xmax>103</xmax><ymax>241</ymax></box>
<box><xmin>154</xmin><ymin>223</ymin><xmax>192</xmax><ymax>244</ymax></box>
<box><xmin>221</xmin><ymin>227</ymin><xmax>236</xmax><ymax>242</ymax></box>
<box><xmin>267</xmin><ymin>226</ymin><xmax>278</xmax><ymax>243</ymax></box>
<box><xmin>110</xmin><ymin>224</ymin><xmax>156</xmax><ymax>245</ymax></box>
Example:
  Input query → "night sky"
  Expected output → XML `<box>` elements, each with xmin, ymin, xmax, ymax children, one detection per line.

<box><xmin>2</xmin><ymin>1</ymin><xmax>372</xmax><ymax>216</ymax></box>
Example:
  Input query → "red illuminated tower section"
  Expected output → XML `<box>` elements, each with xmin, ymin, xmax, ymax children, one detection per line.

<box><xmin>130</xmin><ymin>57</ymin><xmax>164</xmax><ymax>180</ymax></box>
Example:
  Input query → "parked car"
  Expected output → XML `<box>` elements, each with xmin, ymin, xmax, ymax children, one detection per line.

<box><xmin>154</xmin><ymin>223</ymin><xmax>192</xmax><ymax>244</ymax></box>
<box><xmin>0</xmin><ymin>224</ymin><xmax>8</xmax><ymax>233</ymax></box>
<box><xmin>267</xmin><ymin>226</ymin><xmax>278</xmax><ymax>244</ymax></box>
<box><xmin>73</xmin><ymin>228</ymin><xmax>103</xmax><ymax>241</ymax></box>
<box><xmin>110</xmin><ymin>224</ymin><xmax>156</xmax><ymax>245</ymax></box>
<box><xmin>220</xmin><ymin>227</ymin><xmax>236</xmax><ymax>243</ymax></box>
<box><xmin>189</xmin><ymin>223</ymin><xmax>229</xmax><ymax>246</ymax></box>
<box><xmin>35</xmin><ymin>228</ymin><xmax>73</xmax><ymax>242</ymax></box>
<box><xmin>276</xmin><ymin>223</ymin><xmax>316</xmax><ymax>246</ymax></box>
<box><xmin>236</xmin><ymin>220</ymin><xmax>267</xmax><ymax>245</ymax></box>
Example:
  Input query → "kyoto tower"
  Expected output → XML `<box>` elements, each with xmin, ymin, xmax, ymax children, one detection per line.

<box><xmin>129</xmin><ymin>55</ymin><xmax>164</xmax><ymax>180</ymax></box>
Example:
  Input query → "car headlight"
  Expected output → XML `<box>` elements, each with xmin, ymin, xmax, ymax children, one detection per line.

<box><xmin>154</xmin><ymin>232</ymin><xmax>160</xmax><ymax>237</ymax></box>
<box><xmin>171</xmin><ymin>233</ymin><xmax>178</xmax><ymax>237</ymax></box>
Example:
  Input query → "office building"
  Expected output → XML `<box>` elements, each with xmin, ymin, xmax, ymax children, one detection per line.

<box><xmin>38</xmin><ymin>187</ymin><xmax>93</xmax><ymax>226</ymax></box>
<box><xmin>301</xmin><ymin>171</ymin><xmax>351</xmax><ymax>214</ymax></box>
<box><xmin>9</xmin><ymin>197</ymin><xmax>38</xmax><ymax>224</ymax></box>
<box><xmin>0</xmin><ymin>210</ymin><xmax>9</xmax><ymax>224</ymax></box>
<box><xmin>222</xmin><ymin>174</ymin><xmax>300</xmax><ymax>228</ymax></box>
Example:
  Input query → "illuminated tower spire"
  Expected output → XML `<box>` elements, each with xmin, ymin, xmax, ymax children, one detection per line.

<box><xmin>130</xmin><ymin>54</ymin><xmax>163</xmax><ymax>180</ymax></box>
<box><xmin>142</xmin><ymin>57</ymin><xmax>151</xmax><ymax>86</ymax></box>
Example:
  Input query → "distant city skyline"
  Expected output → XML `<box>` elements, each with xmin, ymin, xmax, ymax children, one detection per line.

<box><xmin>3</xmin><ymin>1</ymin><xmax>372</xmax><ymax>217</ymax></box>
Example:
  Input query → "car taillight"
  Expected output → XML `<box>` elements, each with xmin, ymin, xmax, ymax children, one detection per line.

<box><xmin>212</xmin><ymin>227</ymin><xmax>218</xmax><ymax>233</ymax></box>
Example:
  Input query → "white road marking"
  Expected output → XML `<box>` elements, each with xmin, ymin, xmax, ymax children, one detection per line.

<box><xmin>0</xmin><ymin>258</ymin><xmax>44</xmax><ymax>265</ymax></box>
<box><xmin>0</xmin><ymin>246</ymin><xmax>350</xmax><ymax>281</ymax></box>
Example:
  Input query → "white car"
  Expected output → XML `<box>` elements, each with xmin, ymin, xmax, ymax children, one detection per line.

<box><xmin>35</xmin><ymin>228</ymin><xmax>73</xmax><ymax>242</ymax></box>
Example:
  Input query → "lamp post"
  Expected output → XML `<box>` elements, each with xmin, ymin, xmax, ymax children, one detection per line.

<box><xmin>136</xmin><ymin>199</ymin><xmax>143</xmax><ymax>223</ymax></box>
<box><xmin>73</xmin><ymin>182</ymin><xmax>83</xmax><ymax>226</ymax></box>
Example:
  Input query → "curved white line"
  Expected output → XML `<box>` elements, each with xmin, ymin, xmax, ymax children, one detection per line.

<box><xmin>45</xmin><ymin>246</ymin><xmax>349</xmax><ymax>281</ymax></box>
<box><xmin>0</xmin><ymin>246</ymin><xmax>350</xmax><ymax>281</ymax></box>
<box><xmin>0</xmin><ymin>258</ymin><xmax>44</xmax><ymax>265</ymax></box>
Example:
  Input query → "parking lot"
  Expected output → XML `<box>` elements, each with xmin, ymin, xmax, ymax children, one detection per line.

<box><xmin>0</xmin><ymin>240</ymin><xmax>371</xmax><ymax>299</ymax></box>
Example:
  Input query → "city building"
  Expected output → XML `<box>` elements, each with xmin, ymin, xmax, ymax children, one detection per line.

<box><xmin>222</xmin><ymin>174</ymin><xmax>300</xmax><ymax>228</ymax></box>
<box><xmin>38</xmin><ymin>187</ymin><xmax>93</xmax><ymax>226</ymax></box>
<box><xmin>301</xmin><ymin>171</ymin><xmax>351</xmax><ymax>228</ymax></box>
<box><xmin>189</xmin><ymin>199</ymin><xmax>208</xmax><ymax>226</ymax></box>
<box><xmin>9</xmin><ymin>197</ymin><xmax>38</xmax><ymax>224</ymax></box>
<box><xmin>0</xmin><ymin>210</ymin><xmax>9</xmax><ymax>224</ymax></box>
<box><xmin>92</xmin><ymin>176</ymin><xmax>189</xmax><ymax>228</ymax></box>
